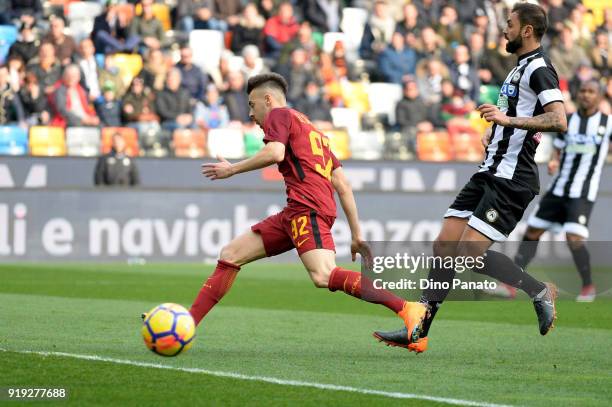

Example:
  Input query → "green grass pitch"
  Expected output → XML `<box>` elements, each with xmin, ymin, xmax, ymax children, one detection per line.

<box><xmin>0</xmin><ymin>263</ymin><xmax>610</xmax><ymax>406</ymax></box>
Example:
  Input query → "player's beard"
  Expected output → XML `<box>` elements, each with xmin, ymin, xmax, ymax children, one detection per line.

<box><xmin>505</xmin><ymin>35</ymin><xmax>523</xmax><ymax>54</ymax></box>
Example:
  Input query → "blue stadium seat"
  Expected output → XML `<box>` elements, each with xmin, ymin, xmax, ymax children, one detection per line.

<box><xmin>0</xmin><ymin>25</ymin><xmax>19</xmax><ymax>64</ymax></box>
<box><xmin>0</xmin><ymin>126</ymin><xmax>28</xmax><ymax>155</ymax></box>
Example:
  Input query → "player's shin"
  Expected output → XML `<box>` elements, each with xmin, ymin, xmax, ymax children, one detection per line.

<box><xmin>477</xmin><ymin>250</ymin><xmax>545</xmax><ymax>298</ymax></box>
<box><xmin>419</xmin><ymin>264</ymin><xmax>455</xmax><ymax>336</ymax></box>
<box><xmin>189</xmin><ymin>260</ymin><xmax>240</xmax><ymax>325</ymax></box>
<box><xmin>327</xmin><ymin>267</ymin><xmax>405</xmax><ymax>312</ymax></box>
<box><xmin>569</xmin><ymin>243</ymin><xmax>592</xmax><ymax>287</ymax></box>
<box><xmin>514</xmin><ymin>235</ymin><xmax>540</xmax><ymax>270</ymax></box>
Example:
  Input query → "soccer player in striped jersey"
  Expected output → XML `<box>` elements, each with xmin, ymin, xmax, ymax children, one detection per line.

<box><xmin>511</xmin><ymin>80</ymin><xmax>610</xmax><ymax>302</ymax></box>
<box><xmin>375</xmin><ymin>3</ymin><xmax>568</xmax><ymax>353</ymax></box>
<box><xmin>181</xmin><ymin>73</ymin><xmax>427</xmax><ymax>343</ymax></box>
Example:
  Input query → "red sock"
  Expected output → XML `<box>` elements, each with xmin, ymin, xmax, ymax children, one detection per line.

<box><xmin>189</xmin><ymin>260</ymin><xmax>240</xmax><ymax>325</ymax></box>
<box><xmin>328</xmin><ymin>267</ymin><xmax>405</xmax><ymax>313</ymax></box>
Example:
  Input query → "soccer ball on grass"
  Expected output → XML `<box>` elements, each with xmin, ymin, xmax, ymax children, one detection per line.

<box><xmin>142</xmin><ymin>303</ymin><xmax>195</xmax><ymax>356</ymax></box>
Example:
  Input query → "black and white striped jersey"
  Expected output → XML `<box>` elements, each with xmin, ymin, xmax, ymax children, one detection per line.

<box><xmin>549</xmin><ymin>111</ymin><xmax>611</xmax><ymax>202</ymax></box>
<box><xmin>479</xmin><ymin>47</ymin><xmax>563</xmax><ymax>192</ymax></box>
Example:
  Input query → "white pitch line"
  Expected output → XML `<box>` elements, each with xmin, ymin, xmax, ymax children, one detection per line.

<box><xmin>0</xmin><ymin>348</ymin><xmax>514</xmax><ymax>407</ymax></box>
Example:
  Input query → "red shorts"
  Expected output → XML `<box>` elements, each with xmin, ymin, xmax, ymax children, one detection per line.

<box><xmin>251</xmin><ymin>206</ymin><xmax>335</xmax><ymax>256</ymax></box>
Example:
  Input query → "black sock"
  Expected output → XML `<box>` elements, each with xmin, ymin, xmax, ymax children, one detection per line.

<box><xmin>514</xmin><ymin>235</ymin><xmax>540</xmax><ymax>270</ymax></box>
<box><xmin>476</xmin><ymin>250</ymin><xmax>546</xmax><ymax>298</ymax></box>
<box><xmin>570</xmin><ymin>244</ymin><xmax>592</xmax><ymax>287</ymax></box>
<box><xmin>418</xmin><ymin>265</ymin><xmax>455</xmax><ymax>337</ymax></box>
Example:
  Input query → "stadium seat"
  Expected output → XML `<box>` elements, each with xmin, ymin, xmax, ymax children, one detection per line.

<box><xmin>448</xmin><ymin>126</ymin><xmax>483</xmax><ymax>162</ymax></box>
<box><xmin>340</xmin><ymin>7</ymin><xmax>368</xmax><ymax>52</ymax></box>
<box><xmin>416</xmin><ymin>131</ymin><xmax>453</xmax><ymax>162</ymax></box>
<box><xmin>65</xmin><ymin>127</ymin><xmax>101</xmax><ymax>157</ymax></box>
<box><xmin>101</xmin><ymin>127</ymin><xmax>139</xmax><ymax>157</ymax></box>
<box><xmin>189</xmin><ymin>30</ymin><xmax>224</xmax><ymax>74</ymax></box>
<box><xmin>350</xmin><ymin>130</ymin><xmax>384</xmax><ymax>160</ymax></box>
<box><xmin>67</xmin><ymin>1</ymin><xmax>103</xmax><ymax>20</ymax></box>
<box><xmin>173</xmin><ymin>128</ymin><xmax>206</xmax><ymax>158</ymax></box>
<box><xmin>107</xmin><ymin>54</ymin><xmax>143</xmax><ymax>88</ymax></box>
<box><xmin>330</xmin><ymin>108</ymin><xmax>360</xmax><ymax>136</ymax></box>
<box><xmin>322</xmin><ymin>32</ymin><xmax>348</xmax><ymax>54</ymax></box>
<box><xmin>207</xmin><ymin>127</ymin><xmax>244</xmax><ymax>159</ymax></box>
<box><xmin>325</xmin><ymin>129</ymin><xmax>351</xmax><ymax>160</ymax></box>
<box><xmin>367</xmin><ymin>83</ymin><xmax>403</xmax><ymax>126</ymax></box>
<box><xmin>243</xmin><ymin>127</ymin><xmax>265</xmax><ymax>157</ymax></box>
<box><xmin>0</xmin><ymin>25</ymin><xmax>18</xmax><ymax>64</ymax></box>
<box><xmin>69</xmin><ymin>19</ymin><xmax>95</xmax><ymax>43</ymax></box>
<box><xmin>0</xmin><ymin>126</ymin><xmax>28</xmax><ymax>155</ymax></box>
<box><xmin>29</xmin><ymin>126</ymin><xmax>66</xmax><ymax>156</ymax></box>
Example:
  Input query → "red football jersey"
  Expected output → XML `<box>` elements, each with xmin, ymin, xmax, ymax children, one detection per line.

<box><xmin>263</xmin><ymin>107</ymin><xmax>341</xmax><ymax>217</ymax></box>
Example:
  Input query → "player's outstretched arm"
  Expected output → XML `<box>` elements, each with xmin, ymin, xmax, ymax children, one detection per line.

<box><xmin>478</xmin><ymin>101</ymin><xmax>567</xmax><ymax>133</ymax></box>
<box><xmin>331</xmin><ymin>167</ymin><xmax>371</xmax><ymax>263</ymax></box>
<box><xmin>201</xmin><ymin>142</ymin><xmax>285</xmax><ymax>180</ymax></box>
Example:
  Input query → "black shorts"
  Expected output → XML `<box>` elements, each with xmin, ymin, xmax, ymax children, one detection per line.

<box><xmin>527</xmin><ymin>192</ymin><xmax>594</xmax><ymax>238</ymax></box>
<box><xmin>445</xmin><ymin>172</ymin><xmax>536</xmax><ymax>241</ymax></box>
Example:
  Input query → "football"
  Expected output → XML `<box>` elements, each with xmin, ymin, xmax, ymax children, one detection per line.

<box><xmin>142</xmin><ymin>303</ymin><xmax>196</xmax><ymax>357</ymax></box>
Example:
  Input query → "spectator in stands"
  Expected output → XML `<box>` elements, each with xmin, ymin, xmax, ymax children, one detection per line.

<box><xmin>379</xmin><ymin>31</ymin><xmax>418</xmax><ymax>85</ymax></box>
<box><xmin>230</xmin><ymin>3</ymin><xmax>265</xmax><ymax>53</ymax></box>
<box><xmin>567</xmin><ymin>5</ymin><xmax>592</xmax><ymax>49</ymax></box>
<box><xmin>209</xmin><ymin>50</ymin><xmax>234</xmax><ymax>92</ymax></box>
<box><xmin>302</xmin><ymin>0</ymin><xmax>341</xmax><ymax>33</ymax></box>
<box><xmin>19</xmin><ymin>70</ymin><xmax>50</xmax><ymax>125</ymax></box>
<box><xmin>8</xmin><ymin>21</ymin><xmax>39</xmax><ymax>65</ymax></box>
<box><xmin>468</xmin><ymin>32</ymin><xmax>492</xmax><ymax>85</ymax></box>
<box><xmin>51</xmin><ymin>64</ymin><xmax>99</xmax><ymax>127</ymax></box>
<box><xmin>223</xmin><ymin>71</ymin><xmax>250</xmax><ymax>123</ymax></box>
<box><xmin>138</xmin><ymin>49</ymin><xmax>168</xmax><ymax>92</ymax></box>
<box><xmin>241</xmin><ymin>45</ymin><xmax>268</xmax><ymax>79</ymax></box>
<box><xmin>463</xmin><ymin>8</ymin><xmax>489</xmax><ymax>44</ymax></box>
<box><xmin>262</xmin><ymin>1</ymin><xmax>299</xmax><ymax>59</ymax></box>
<box><xmin>395</xmin><ymin>3</ymin><xmax>424</xmax><ymax>47</ymax></box>
<box><xmin>590</xmin><ymin>30</ymin><xmax>611</xmax><ymax>78</ymax></box>
<box><xmin>94</xmin><ymin>132</ymin><xmax>139</xmax><ymax>186</ymax></box>
<box><xmin>7</xmin><ymin>0</ymin><xmax>42</xmax><ymax>22</ymax></box>
<box><xmin>453</xmin><ymin>0</ymin><xmax>480</xmax><ymax>25</ymax></box>
<box><xmin>435</xmin><ymin>5</ymin><xmax>464</xmax><ymax>47</ymax></box>
<box><xmin>26</xmin><ymin>42</ymin><xmax>62</xmax><ymax>96</ymax></box>
<box><xmin>92</xmin><ymin>0</ymin><xmax>139</xmax><ymax>55</ymax></box>
<box><xmin>279</xmin><ymin>21</ymin><xmax>319</xmax><ymax>68</ymax></box>
<box><xmin>0</xmin><ymin>66</ymin><xmax>25</xmax><ymax>125</ymax></box>
<box><xmin>214</xmin><ymin>0</ymin><xmax>242</xmax><ymax>29</ymax></box>
<box><xmin>438</xmin><ymin>79</ymin><xmax>474</xmax><ymax>123</ymax></box>
<box><xmin>294</xmin><ymin>80</ymin><xmax>333</xmax><ymax>128</ymax></box>
<box><xmin>277</xmin><ymin>48</ymin><xmax>316</xmax><ymax>105</ymax></box>
<box><xmin>449</xmin><ymin>45</ymin><xmax>479</xmax><ymax>102</ymax></box>
<box><xmin>129</xmin><ymin>0</ymin><xmax>165</xmax><ymax>50</ymax></box>
<box><xmin>257</xmin><ymin>0</ymin><xmax>277</xmax><ymax>20</ymax></box>
<box><xmin>7</xmin><ymin>55</ymin><xmax>24</xmax><ymax>92</ymax></box>
<box><xmin>569</xmin><ymin>63</ymin><xmax>599</xmax><ymax>100</ymax></box>
<box><xmin>122</xmin><ymin>76</ymin><xmax>157</xmax><ymax>124</ymax></box>
<box><xmin>396</xmin><ymin>79</ymin><xmax>434</xmax><ymax>136</ymax></box>
<box><xmin>416</xmin><ymin>57</ymin><xmax>449</xmax><ymax>106</ymax></box>
<box><xmin>95</xmin><ymin>81</ymin><xmax>122</xmax><ymax>126</ymax></box>
<box><xmin>547</xmin><ymin>0</ymin><xmax>570</xmax><ymax>39</ymax></box>
<box><xmin>78</xmin><ymin>39</ymin><xmax>101</xmax><ymax>102</ymax></box>
<box><xmin>194</xmin><ymin>84</ymin><xmax>230</xmax><ymax>130</ymax></box>
<box><xmin>599</xmin><ymin>8</ymin><xmax>612</xmax><ymax>43</ymax></box>
<box><xmin>481</xmin><ymin>34</ymin><xmax>515</xmax><ymax>86</ymax></box>
<box><xmin>189</xmin><ymin>1</ymin><xmax>229</xmax><ymax>32</ymax></box>
<box><xmin>43</xmin><ymin>15</ymin><xmax>77</xmax><ymax>66</ymax></box>
<box><xmin>413</xmin><ymin>0</ymin><xmax>442</xmax><ymax>27</ymax></box>
<box><xmin>603</xmin><ymin>78</ymin><xmax>612</xmax><ymax>114</ymax></box>
<box><xmin>550</xmin><ymin>24</ymin><xmax>590</xmax><ymax>82</ymax></box>
<box><xmin>416</xmin><ymin>26</ymin><xmax>448</xmax><ymax>63</ymax></box>
<box><xmin>176</xmin><ymin>0</ymin><xmax>213</xmax><ymax>32</ymax></box>
<box><xmin>359</xmin><ymin>0</ymin><xmax>396</xmax><ymax>61</ymax></box>
<box><xmin>177</xmin><ymin>46</ymin><xmax>209</xmax><ymax>103</ymax></box>
<box><xmin>155</xmin><ymin>68</ymin><xmax>194</xmax><ymax>131</ymax></box>
<box><xmin>99</xmin><ymin>56</ymin><xmax>127</xmax><ymax>99</ymax></box>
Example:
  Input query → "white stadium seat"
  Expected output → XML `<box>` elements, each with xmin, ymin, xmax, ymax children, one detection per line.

<box><xmin>189</xmin><ymin>30</ymin><xmax>225</xmax><ymax>74</ymax></box>
<box><xmin>207</xmin><ymin>127</ymin><xmax>245</xmax><ymax>159</ymax></box>
<box><xmin>367</xmin><ymin>82</ymin><xmax>403</xmax><ymax>126</ymax></box>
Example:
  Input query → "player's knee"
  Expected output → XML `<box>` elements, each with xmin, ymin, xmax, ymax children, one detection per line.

<box><xmin>566</xmin><ymin>234</ymin><xmax>585</xmax><ymax>250</ymax></box>
<box><xmin>525</xmin><ymin>227</ymin><xmax>544</xmax><ymax>241</ymax></box>
<box><xmin>310</xmin><ymin>271</ymin><xmax>330</xmax><ymax>288</ymax></box>
<box><xmin>219</xmin><ymin>244</ymin><xmax>243</xmax><ymax>266</ymax></box>
<box><xmin>433</xmin><ymin>239</ymin><xmax>457</xmax><ymax>257</ymax></box>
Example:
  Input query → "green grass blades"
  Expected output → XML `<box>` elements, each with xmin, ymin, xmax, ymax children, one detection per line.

<box><xmin>0</xmin><ymin>263</ymin><xmax>610</xmax><ymax>406</ymax></box>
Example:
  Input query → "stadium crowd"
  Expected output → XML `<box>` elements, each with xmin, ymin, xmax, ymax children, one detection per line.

<box><xmin>0</xmin><ymin>0</ymin><xmax>610</xmax><ymax>160</ymax></box>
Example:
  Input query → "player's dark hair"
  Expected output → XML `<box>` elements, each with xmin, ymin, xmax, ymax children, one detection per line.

<box><xmin>247</xmin><ymin>73</ymin><xmax>289</xmax><ymax>96</ymax></box>
<box><xmin>512</xmin><ymin>3</ymin><xmax>547</xmax><ymax>41</ymax></box>
<box><xmin>581</xmin><ymin>78</ymin><xmax>604</xmax><ymax>94</ymax></box>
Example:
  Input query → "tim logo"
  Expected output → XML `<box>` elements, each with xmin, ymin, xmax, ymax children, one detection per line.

<box><xmin>500</xmin><ymin>83</ymin><xmax>518</xmax><ymax>98</ymax></box>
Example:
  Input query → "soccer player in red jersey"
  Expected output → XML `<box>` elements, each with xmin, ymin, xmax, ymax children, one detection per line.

<box><xmin>188</xmin><ymin>73</ymin><xmax>426</xmax><ymax>344</ymax></box>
